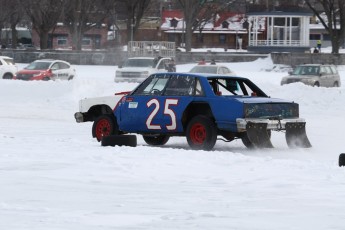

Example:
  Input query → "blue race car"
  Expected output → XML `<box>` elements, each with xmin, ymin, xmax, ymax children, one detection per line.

<box><xmin>76</xmin><ymin>72</ymin><xmax>311</xmax><ymax>150</ymax></box>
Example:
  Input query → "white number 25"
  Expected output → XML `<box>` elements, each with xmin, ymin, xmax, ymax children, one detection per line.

<box><xmin>146</xmin><ymin>99</ymin><xmax>178</xmax><ymax>130</ymax></box>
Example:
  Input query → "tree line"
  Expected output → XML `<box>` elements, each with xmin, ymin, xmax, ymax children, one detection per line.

<box><xmin>0</xmin><ymin>0</ymin><xmax>344</xmax><ymax>53</ymax></box>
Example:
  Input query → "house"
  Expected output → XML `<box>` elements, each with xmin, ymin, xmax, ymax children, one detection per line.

<box><xmin>160</xmin><ymin>9</ymin><xmax>248</xmax><ymax>50</ymax></box>
<box><xmin>31</xmin><ymin>23</ymin><xmax>109</xmax><ymax>50</ymax></box>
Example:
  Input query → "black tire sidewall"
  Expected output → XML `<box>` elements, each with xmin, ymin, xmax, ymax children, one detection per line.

<box><xmin>339</xmin><ymin>153</ymin><xmax>345</xmax><ymax>167</ymax></box>
<box><xmin>186</xmin><ymin>116</ymin><xmax>217</xmax><ymax>150</ymax></box>
<box><xmin>241</xmin><ymin>132</ymin><xmax>255</xmax><ymax>148</ymax></box>
<box><xmin>3</xmin><ymin>73</ymin><xmax>13</xmax><ymax>79</ymax></box>
<box><xmin>101</xmin><ymin>135</ymin><xmax>137</xmax><ymax>147</ymax></box>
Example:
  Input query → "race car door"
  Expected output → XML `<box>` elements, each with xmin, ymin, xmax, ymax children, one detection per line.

<box><xmin>118</xmin><ymin>74</ymin><xmax>196</xmax><ymax>133</ymax></box>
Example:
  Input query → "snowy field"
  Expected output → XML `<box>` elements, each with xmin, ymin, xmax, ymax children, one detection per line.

<box><xmin>1</xmin><ymin>55</ymin><xmax>345</xmax><ymax>230</ymax></box>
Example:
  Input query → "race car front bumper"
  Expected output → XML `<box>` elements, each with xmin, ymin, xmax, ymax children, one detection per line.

<box><xmin>236</xmin><ymin>118</ymin><xmax>306</xmax><ymax>132</ymax></box>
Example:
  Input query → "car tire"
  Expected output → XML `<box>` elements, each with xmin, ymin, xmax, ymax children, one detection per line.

<box><xmin>241</xmin><ymin>132</ymin><xmax>255</xmax><ymax>148</ymax></box>
<box><xmin>43</xmin><ymin>77</ymin><xmax>50</xmax><ymax>81</ymax></box>
<box><xmin>339</xmin><ymin>153</ymin><xmax>345</xmax><ymax>167</ymax></box>
<box><xmin>313</xmin><ymin>82</ymin><xmax>320</xmax><ymax>87</ymax></box>
<box><xmin>186</xmin><ymin>116</ymin><xmax>217</xmax><ymax>151</ymax></box>
<box><xmin>101</xmin><ymin>135</ymin><xmax>137</xmax><ymax>147</ymax></box>
<box><xmin>241</xmin><ymin>130</ymin><xmax>271</xmax><ymax>148</ymax></box>
<box><xmin>143</xmin><ymin>135</ymin><xmax>170</xmax><ymax>146</ymax></box>
<box><xmin>333</xmin><ymin>81</ymin><xmax>339</xmax><ymax>87</ymax></box>
<box><xmin>68</xmin><ymin>75</ymin><xmax>74</xmax><ymax>80</ymax></box>
<box><xmin>3</xmin><ymin>73</ymin><xmax>13</xmax><ymax>79</ymax></box>
<box><xmin>92</xmin><ymin>114</ymin><xmax>118</xmax><ymax>142</ymax></box>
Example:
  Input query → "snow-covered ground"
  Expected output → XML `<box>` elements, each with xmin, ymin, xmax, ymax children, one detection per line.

<box><xmin>1</xmin><ymin>56</ymin><xmax>345</xmax><ymax>230</ymax></box>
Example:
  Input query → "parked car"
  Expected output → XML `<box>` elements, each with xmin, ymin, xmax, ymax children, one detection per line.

<box><xmin>15</xmin><ymin>59</ymin><xmax>76</xmax><ymax>81</ymax></box>
<box><xmin>281</xmin><ymin>64</ymin><xmax>341</xmax><ymax>87</ymax></box>
<box><xmin>0</xmin><ymin>56</ymin><xmax>17</xmax><ymax>79</ymax></box>
<box><xmin>115</xmin><ymin>56</ymin><xmax>175</xmax><ymax>83</ymax></box>
<box><xmin>189</xmin><ymin>64</ymin><xmax>236</xmax><ymax>75</ymax></box>
<box><xmin>75</xmin><ymin>72</ymin><xmax>311</xmax><ymax>150</ymax></box>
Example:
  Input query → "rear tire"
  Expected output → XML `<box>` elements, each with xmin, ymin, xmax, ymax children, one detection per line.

<box><xmin>339</xmin><ymin>153</ymin><xmax>345</xmax><ymax>167</ymax></box>
<box><xmin>92</xmin><ymin>114</ymin><xmax>118</xmax><ymax>142</ymax></box>
<box><xmin>313</xmin><ymin>82</ymin><xmax>320</xmax><ymax>87</ymax></box>
<box><xmin>101</xmin><ymin>135</ymin><xmax>137</xmax><ymax>147</ymax></box>
<box><xmin>241</xmin><ymin>132</ymin><xmax>255</xmax><ymax>148</ymax></box>
<box><xmin>186</xmin><ymin>116</ymin><xmax>217</xmax><ymax>150</ymax></box>
<box><xmin>241</xmin><ymin>130</ymin><xmax>271</xmax><ymax>149</ymax></box>
<box><xmin>333</xmin><ymin>81</ymin><xmax>339</xmax><ymax>87</ymax></box>
<box><xmin>3</xmin><ymin>73</ymin><xmax>13</xmax><ymax>79</ymax></box>
<box><xmin>143</xmin><ymin>135</ymin><xmax>170</xmax><ymax>146</ymax></box>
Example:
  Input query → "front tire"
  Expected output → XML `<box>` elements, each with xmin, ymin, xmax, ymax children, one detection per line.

<box><xmin>143</xmin><ymin>135</ymin><xmax>170</xmax><ymax>146</ymax></box>
<box><xmin>186</xmin><ymin>116</ymin><xmax>217</xmax><ymax>150</ymax></box>
<box><xmin>92</xmin><ymin>115</ymin><xmax>118</xmax><ymax>142</ymax></box>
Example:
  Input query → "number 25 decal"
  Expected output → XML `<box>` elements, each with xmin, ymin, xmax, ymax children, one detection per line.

<box><xmin>146</xmin><ymin>98</ymin><xmax>178</xmax><ymax>130</ymax></box>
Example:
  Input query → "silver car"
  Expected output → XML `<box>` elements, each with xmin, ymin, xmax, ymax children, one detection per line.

<box><xmin>281</xmin><ymin>64</ymin><xmax>341</xmax><ymax>87</ymax></box>
<box><xmin>189</xmin><ymin>65</ymin><xmax>236</xmax><ymax>76</ymax></box>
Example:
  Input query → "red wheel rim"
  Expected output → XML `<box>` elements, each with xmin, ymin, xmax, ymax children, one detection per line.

<box><xmin>189</xmin><ymin>123</ymin><xmax>206</xmax><ymax>144</ymax></box>
<box><xmin>95</xmin><ymin>118</ymin><xmax>111</xmax><ymax>140</ymax></box>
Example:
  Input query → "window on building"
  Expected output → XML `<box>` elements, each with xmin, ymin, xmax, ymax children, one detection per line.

<box><xmin>82</xmin><ymin>37</ymin><xmax>92</xmax><ymax>46</ymax></box>
<box><xmin>323</xmin><ymin>34</ymin><xmax>331</xmax><ymax>41</ymax></box>
<box><xmin>310</xmin><ymin>34</ymin><xmax>321</xmax><ymax>40</ymax></box>
<box><xmin>197</xmin><ymin>33</ymin><xmax>203</xmax><ymax>42</ymax></box>
<box><xmin>219</xmin><ymin>34</ymin><xmax>226</xmax><ymax>44</ymax></box>
<box><xmin>57</xmin><ymin>36</ymin><xmax>67</xmax><ymax>45</ymax></box>
<box><xmin>222</xmin><ymin>21</ymin><xmax>229</xmax><ymax>29</ymax></box>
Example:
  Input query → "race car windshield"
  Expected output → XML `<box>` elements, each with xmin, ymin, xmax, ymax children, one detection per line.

<box><xmin>292</xmin><ymin>66</ymin><xmax>319</xmax><ymax>76</ymax></box>
<box><xmin>123</xmin><ymin>59</ymin><xmax>155</xmax><ymax>68</ymax></box>
<box><xmin>25</xmin><ymin>62</ymin><xmax>51</xmax><ymax>70</ymax></box>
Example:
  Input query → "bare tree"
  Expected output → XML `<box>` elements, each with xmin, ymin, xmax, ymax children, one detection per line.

<box><xmin>115</xmin><ymin>0</ymin><xmax>152</xmax><ymax>42</ymax></box>
<box><xmin>63</xmin><ymin>0</ymin><xmax>114</xmax><ymax>50</ymax></box>
<box><xmin>8</xmin><ymin>0</ymin><xmax>23</xmax><ymax>48</ymax></box>
<box><xmin>0</xmin><ymin>0</ymin><xmax>13</xmax><ymax>47</ymax></box>
<box><xmin>305</xmin><ymin>0</ymin><xmax>345</xmax><ymax>53</ymax></box>
<box><xmin>177</xmin><ymin>0</ymin><xmax>237</xmax><ymax>52</ymax></box>
<box><xmin>19</xmin><ymin>0</ymin><xmax>64</xmax><ymax>49</ymax></box>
